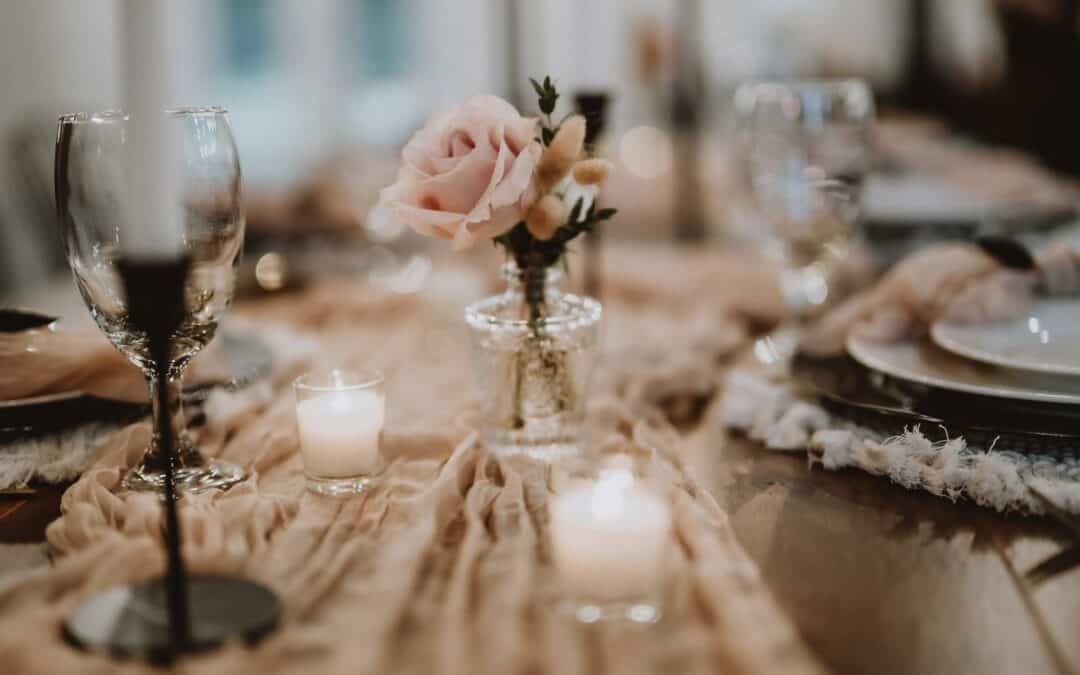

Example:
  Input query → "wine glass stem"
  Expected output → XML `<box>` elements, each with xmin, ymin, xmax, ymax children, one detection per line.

<box><xmin>147</xmin><ymin>372</ymin><xmax>194</xmax><ymax>470</ymax></box>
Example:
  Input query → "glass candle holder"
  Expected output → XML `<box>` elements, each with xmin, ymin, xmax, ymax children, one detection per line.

<box><xmin>294</xmin><ymin>368</ymin><xmax>385</xmax><ymax>496</ymax></box>
<box><xmin>548</xmin><ymin>458</ymin><xmax>671</xmax><ymax>625</ymax></box>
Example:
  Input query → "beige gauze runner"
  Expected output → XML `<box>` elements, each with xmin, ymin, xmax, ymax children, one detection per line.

<box><xmin>0</xmin><ymin>251</ymin><xmax>823</xmax><ymax>675</ymax></box>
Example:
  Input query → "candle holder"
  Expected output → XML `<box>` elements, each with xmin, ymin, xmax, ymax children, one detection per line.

<box><xmin>548</xmin><ymin>458</ymin><xmax>671</xmax><ymax>626</ymax></box>
<box><xmin>294</xmin><ymin>368</ymin><xmax>386</xmax><ymax>496</ymax></box>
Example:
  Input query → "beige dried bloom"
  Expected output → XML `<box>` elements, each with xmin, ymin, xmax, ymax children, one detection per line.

<box><xmin>571</xmin><ymin>158</ymin><xmax>613</xmax><ymax>186</ymax></box>
<box><xmin>525</xmin><ymin>194</ymin><xmax>565</xmax><ymax>240</ymax></box>
<box><xmin>535</xmin><ymin>115</ymin><xmax>586</xmax><ymax>190</ymax></box>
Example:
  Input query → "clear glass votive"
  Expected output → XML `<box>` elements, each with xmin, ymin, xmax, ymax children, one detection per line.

<box><xmin>548</xmin><ymin>460</ymin><xmax>670</xmax><ymax>626</ymax></box>
<box><xmin>294</xmin><ymin>368</ymin><xmax>385</xmax><ymax>496</ymax></box>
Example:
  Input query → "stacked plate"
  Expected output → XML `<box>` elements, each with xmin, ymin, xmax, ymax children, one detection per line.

<box><xmin>848</xmin><ymin>298</ymin><xmax>1080</xmax><ymax>405</ymax></box>
<box><xmin>860</xmin><ymin>174</ymin><xmax>1075</xmax><ymax>262</ymax></box>
<box><xmin>797</xmin><ymin>299</ymin><xmax>1080</xmax><ymax>453</ymax></box>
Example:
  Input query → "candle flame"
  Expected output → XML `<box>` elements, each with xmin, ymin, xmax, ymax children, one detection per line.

<box><xmin>589</xmin><ymin>467</ymin><xmax>635</xmax><ymax>521</ymax></box>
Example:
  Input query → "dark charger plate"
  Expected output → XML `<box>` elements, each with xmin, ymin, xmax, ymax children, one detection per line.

<box><xmin>792</xmin><ymin>354</ymin><xmax>1080</xmax><ymax>455</ymax></box>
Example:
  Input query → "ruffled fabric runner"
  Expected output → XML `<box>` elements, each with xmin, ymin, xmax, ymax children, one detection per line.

<box><xmin>0</xmin><ymin>254</ymin><xmax>823</xmax><ymax>675</ymax></box>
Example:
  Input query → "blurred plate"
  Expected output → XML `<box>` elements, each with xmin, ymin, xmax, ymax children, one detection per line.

<box><xmin>862</xmin><ymin>174</ymin><xmax>996</xmax><ymax>227</ymax></box>
<box><xmin>931</xmin><ymin>299</ymin><xmax>1080</xmax><ymax>377</ymax></box>
<box><xmin>846</xmin><ymin>334</ymin><xmax>1080</xmax><ymax>405</ymax></box>
<box><xmin>793</xmin><ymin>354</ymin><xmax>1080</xmax><ymax>454</ymax></box>
<box><xmin>0</xmin><ymin>331</ymin><xmax>273</xmax><ymax>442</ymax></box>
<box><xmin>861</xmin><ymin>174</ymin><xmax>1076</xmax><ymax>262</ymax></box>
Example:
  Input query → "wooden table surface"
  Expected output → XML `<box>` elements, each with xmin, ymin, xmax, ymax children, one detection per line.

<box><xmin>685</xmin><ymin>421</ymin><xmax>1079</xmax><ymax>675</ymax></box>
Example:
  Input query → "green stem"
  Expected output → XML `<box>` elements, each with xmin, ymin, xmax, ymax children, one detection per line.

<box><xmin>512</xmin><ymin>262</ymin><xmax>547</xmax><ymax>429</ymax></box>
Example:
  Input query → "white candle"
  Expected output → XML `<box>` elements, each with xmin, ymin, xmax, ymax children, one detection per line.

<box><xmin>296</xmin><ymin>389</ymin><xmax>385</xmax><ymax>478</ymax></box>
<box><xmin>549</xmin><ymin>468</ymin><xmax>671</xmax><ymax>602</ymax></box>
<box><xmin>120</xmin><ymin>0</ymin><xmax>184</xmax><ymax>259</ymax></box>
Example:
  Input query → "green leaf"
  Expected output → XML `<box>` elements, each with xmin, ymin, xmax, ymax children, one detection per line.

<box><xmin>529</xmin><ymin>77</ymin><xmax>545</xmax><ymax>98</ymax></box>
<box><xmin>594</xmin><ymin>208</ymin><xmax>617</xmax><ymax>221</ymax></box>
<box><xmin>541</xmin><ymin>127</ymin><xmax>555</xmax><ymax>145</ymax></box>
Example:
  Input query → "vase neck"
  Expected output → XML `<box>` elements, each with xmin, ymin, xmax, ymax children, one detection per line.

<box><xmin>501</xmin><ymin>262</ymin><xmax>562</xmax><ymax>293</ymax></box>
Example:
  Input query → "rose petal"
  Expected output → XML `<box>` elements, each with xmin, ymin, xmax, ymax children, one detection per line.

<box><xmin>452</xmin><ymin>203</ymin><xmax>521</xmax><ymax>250</ymax></box>
<box><xmin>489</xmin><ymin>141</ymin><xmax>538</xmax><ymax>209</ymax></box>
<box><xmin>382</xmin><ymin>94</ymin><xmax>535</xmax><ymax>248</ymax></box>
<box><xmin>420</xmin><ymin>146</ymin><xmax>498</xmax><ymax>214</ymax></box>
<box><xmin>392</xmin><ymin>203</ymin><xmax>463</xmax><ymax>239</ymax></box>
<box><xmin>461</xmin><ymin>138</ymin><xmax>514</xmax><ymax>226</ymax></box>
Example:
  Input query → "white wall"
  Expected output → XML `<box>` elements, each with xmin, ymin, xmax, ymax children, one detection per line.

<box><xmin>0</xmin><ymin>0</ymin><xmax>118</xmax><ymax>291</ymax></box>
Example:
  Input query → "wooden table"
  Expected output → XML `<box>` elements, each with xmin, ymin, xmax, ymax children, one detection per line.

<box><xmin>684</xmin><ymin>423</ymin><xmax>1079</xmax><ymax>675</ymax></box>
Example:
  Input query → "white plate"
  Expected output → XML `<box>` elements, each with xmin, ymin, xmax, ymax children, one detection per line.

<box><xmin>931</xmin><ymin>299</ymin><xmax>1080</xmax><ymax>376</ymax></box>
<box><xmin>862</xmin><ymin>174</ymin><xmax>998</xmax><ymax>227</ymax></box>
<box><xmin>846</xmin><ymin>334</ymin><xmax>1080</xmax><ymax>405</ymax></box>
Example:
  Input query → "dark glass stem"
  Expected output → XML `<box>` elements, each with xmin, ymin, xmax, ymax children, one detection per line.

<box><xmin>144</xmin><ymin>372</ymin><xmax>202</xmax><ymax>474</ymax></box>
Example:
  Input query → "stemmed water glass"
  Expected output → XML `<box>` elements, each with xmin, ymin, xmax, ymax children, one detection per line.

<box><xmin>56</xmin><ymin>108</ymin><xmax>247</xmax><ymax>493</ymax></box>
<box><xmin>734</xmin><ymin>79</ymin><xmax>875</xmax><ymax>362</ymax></box>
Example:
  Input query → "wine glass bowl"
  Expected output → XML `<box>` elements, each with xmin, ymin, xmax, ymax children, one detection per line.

<box><xmin>734</xmin><ymin>80</ymin><xmax>875</xmax><ymax>364</ymax></box>
<box><xmin>56</xmin><ymin>108</ymin><xmax>247</xmax><ymax>493</ymax></box>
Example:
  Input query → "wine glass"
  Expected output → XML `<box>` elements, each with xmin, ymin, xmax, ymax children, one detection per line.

<box><xmin>734</xmin><ymin>80</ymin><xmax>875</xmax><ymax>363</ymax></box>
<box><xmin>56</xmin><ymin>108</ymin><xmax>247</xmax><ymax>493</ymax></box>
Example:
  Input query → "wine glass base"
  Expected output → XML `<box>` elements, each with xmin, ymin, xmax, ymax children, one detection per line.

<box><xmin>64</xmin><ymin>574</ymin><xmax>280</xmax><ymax>662</ymax></box>
<box><xmin>555</xmin><ymin>598</ymin><xmax>662</xmax><ymax>627</ymax></box>
<box><xmin>122</xmin><ymin>459</ymin><xmax>247</xmax><ymax>495</ymax></box>
<box><xmin>305</xmin><ymin>475</ymin><xmax>373</xmax><ymax>497</ymax></box>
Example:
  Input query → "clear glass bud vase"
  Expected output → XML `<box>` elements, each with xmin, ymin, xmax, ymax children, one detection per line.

<box><xmin>465</xmin><ymin>263</ymin><xmax>602</xmax><ymax>460</ymax></box>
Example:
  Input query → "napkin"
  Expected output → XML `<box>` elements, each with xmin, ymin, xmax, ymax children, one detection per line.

<box><xmin>800</xmin><ymin>241</ymin><xmax>1078</xmax><ymax>356</ymax></box>
<box><xmin>0</xmin><ymin>320</ymin><xmax>231</xmax><ymax>404</ymax></box>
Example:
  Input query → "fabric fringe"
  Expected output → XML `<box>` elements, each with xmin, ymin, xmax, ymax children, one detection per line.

<box><xmin>723</xmin><ymin>368</ymin><xmax>1080</xmax><ymax>516</ymax></box>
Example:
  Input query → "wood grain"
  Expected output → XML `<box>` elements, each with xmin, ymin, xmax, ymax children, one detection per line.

<box><xmin>685</xmin><ymin>416</ymin><xmax>1078</xmax><ymax>675</ymax></box>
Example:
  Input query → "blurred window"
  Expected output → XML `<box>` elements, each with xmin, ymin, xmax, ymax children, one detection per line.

<box><xmin>223</xmin><ymin>0</ymin><xmax>274</xmax><ymax>79</ymax></box>
<box><xmin>348</xmin><ymin>0</ymin><xmax>412</xmax><ymax>81</ymax></box>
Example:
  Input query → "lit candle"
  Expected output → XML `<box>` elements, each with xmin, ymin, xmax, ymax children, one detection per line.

<box><xmin>549</xmin><ymin>465</ymin><xmax>671</xmax><ymax>609</ymax></box>
<box><xmin>294</xmin><ymin>369</ymin><xmax>385</xmax><ymax>495</ymax></box>
<box><xmin>120</xmin><ymin>0</ymin><xmax>184</xmax><ymax>259</ymax></box>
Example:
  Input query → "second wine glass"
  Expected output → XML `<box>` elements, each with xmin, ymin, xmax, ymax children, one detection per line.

<box><xmin>734</xmin><ymin>79</ymin><xmax>875</xmax><ymax>363</ymax></box>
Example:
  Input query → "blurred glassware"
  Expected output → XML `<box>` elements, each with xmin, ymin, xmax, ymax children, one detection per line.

<box><xmin>735</xmin><ymin>78</ymin><xmax>875</xmax><ymax>209</ymax></box>
<box><xmin>734</xmin><ymin>79</ymin><xmax>874</xmax><ymax>364</ymax></box>
<box><xmin>56</xmin><ymin>108</ymin><xmax>247</xmax><ymax>493</ymax></box>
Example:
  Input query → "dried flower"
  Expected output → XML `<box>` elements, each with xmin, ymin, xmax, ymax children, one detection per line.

<box><xmin>525</xmin><ymin>194</ymin><xmax>565</xmax><ymax>241</ymax></box>
<box><xmin>535</xmin><ymin>115</ymin><xmax>586</xmax><ymax>190</ymax></box>
<box><xmin>571</xmin><ymin>158</ymin><xmax>613</xmax><ymax>186</ymax></box>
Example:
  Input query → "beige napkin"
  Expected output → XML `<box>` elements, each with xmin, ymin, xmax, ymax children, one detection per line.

<box><xmin>800</xmin><ymin>241</ymin><xmax>1078</xmax><ymax>357</ymax></box>
<box><xmin>0</xmin><ymin>321</ymin><xmax>232</xmax><ymax>404</ymax></box>
<box><xmin>0</xmin><ymin>323</ymin><xmax>143</xmax><ymax>402</ymax></box>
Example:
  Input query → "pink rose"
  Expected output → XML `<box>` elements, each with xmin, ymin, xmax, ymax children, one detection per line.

<box><xmin>377</xmin><ymin>95</ymin><xmax>539</xmax><ymax>250</ymax></box>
